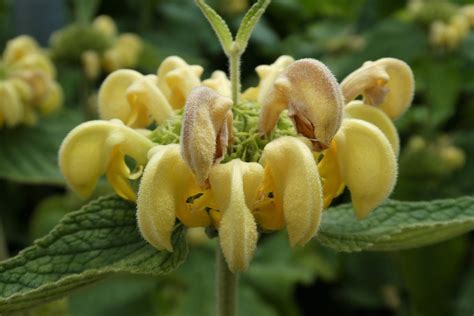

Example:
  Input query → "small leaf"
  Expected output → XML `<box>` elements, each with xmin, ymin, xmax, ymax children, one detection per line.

<box><xmin>0</xmin><ymin>195</ymin><xmax>187</xmax><ymax>313</ymax></box>
<box><xmin>235</xmin><ymin>0</ymin><xmax>271</xmax><ymax>53</ymax></box>
<box><xmin>0</xmin><ymin>109</ymin><xmax>83</xmax><ymax>184</ymax></box>
<box><xmin>317</xmin><ymin>196</ymin><xmax>474</xmax><ymax>252</ymax></box>
<box><xmin>194</xmin><ymin>0</ymin><xmax>234</xmax><ymax>55</ymax></box>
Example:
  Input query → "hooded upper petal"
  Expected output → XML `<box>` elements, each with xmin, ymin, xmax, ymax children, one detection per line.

<box><xmin>208</xmin><ymin>159</ymin><xmax>263</xmax><ymax>272</ymax></box>
<box><xmin>259</xmin><ymin>58</ymin><xmax>344</xmax><ymax>151</ymax></box>
<box><xmin>341</xmin><ymin>58</ymin><xmax>414</xmax><ymax>120</ymax></box>
<box><xmin>181</xmin><ymin>86</ymin><xmax>233</xmax><ymax>186</ymax></box>
<box><xmin>334</xmin><ymin>118</ymin><xmax>397</xmax><ymax>219</ymax></box>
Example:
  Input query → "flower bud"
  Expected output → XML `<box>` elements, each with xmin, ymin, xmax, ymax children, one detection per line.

<box><xmin>242</xmin><ymin>55</ymin><xmax>294</xmax><ymax>102</ymax></box>
<box><xmin>115</xmin><ymin>33</ymin><xmax>142</xmax><ymax>66</ymax></box>
<box><xmin>259</xmin><ymin>58</ymin><xmax>344</xmax><ymax>151</ymax></box>
<box><xmin>38</xmin><ymin>81</ymin><xmax>63</xmax><ymax>115</ymax></box>
<box><xmin>202</xmin><ymin>70</ymin><xmax>231</xmax><ymax>98</ymax></box>
<box><xmin>12</xmin><ymin>53</ymin><xmax>56</xmax><ymax>78</ymax></box>
<box><xmin>450</xmin><ymin>14</ymin><xmax>470</xmax><ymax>39</ymax></box>
<box><xmin>429</xmin><ymin>21</ymin><xmax>447</xmax><ymax>47</ymax></box>
<box><xmin>461</xmin><ymin>5</ymin><xmax>474</xmax><ymax>26</ymax></box>
<box><xmin>341</xmin><ymin>58</ymin><xmax>414</xmax><ymax>120</ymax></box>
<box><xmin>0</xmin><ymin>81</ymin><xmax>24</xmax><ymax>127</ymax></box>
<box><xmin>81</xmin><ymin>50</ymin><xmax>101</xmax><ymax>80</ymax></box>
<box><xmin>157</xmin><ymin>56</ymin><xmax>203</xmax><ymax>109</ymax></box>
<box><xmin>102</xmin><ymin>48</ymin><xmax>125</xmax><ymax>72</ymax></box>
<box><xmin>92</xmin><ymin>15</ymin><xmax>118</xmax><ymax>38</ymax></box>
<box><xmin>181</xmin><ymin>86</ymin><xmax>233</xmax><ymax>186</ymax></box>
<box><xmin>3</xmin><ymin>35</ymin><xmax>40</xmax><ymax>65</ymax></box>
<box><xmin>9</xmin><ymin>77</ymin><xmax>32</xmax><ymax>103</ymax></box>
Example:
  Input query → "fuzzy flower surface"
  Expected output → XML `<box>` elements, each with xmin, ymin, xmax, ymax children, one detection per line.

<box><xmin>59</xmin><ymin>55</ymin><xmax>414</xmax><ymax>272</ymax></box>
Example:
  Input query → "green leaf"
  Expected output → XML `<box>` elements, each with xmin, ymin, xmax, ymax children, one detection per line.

<box><xmin>235</xmin><ymin>0</ymin><xmax>271</xmax><ymax>53</ymax></box>
<box><xmin>0</xmin><ymin>195</ymin><xmax>187</xmax><ymax>313</ymax></box>
<box><xmin>317</xmin><ymin>196</ymin><xmax>474</xmax><ymax>252</ymax></box>
<box><xmin>0</xmin><ymin>109</ymin><xmax>83</xmax><ymax>184</ymax></box>
<box><xmin>194</xmin><ymin>0</ymin><xmax>234</xmax><ymax>55</ymax></box>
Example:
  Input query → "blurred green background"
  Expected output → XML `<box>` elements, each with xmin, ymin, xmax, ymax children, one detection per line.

<box><xmin>1</xmin><ymin>0</ymin><xmax>474</xmax><ymax>315</ymax></box>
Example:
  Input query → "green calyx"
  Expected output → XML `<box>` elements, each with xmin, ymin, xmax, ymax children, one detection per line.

<box><xmin>149</xmin><ymin>101</ymin><xmax>296</xmax><ymax>163</ymax></box>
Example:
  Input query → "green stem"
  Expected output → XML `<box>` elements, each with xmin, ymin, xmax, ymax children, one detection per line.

<box><xmin>0</xmin><ymin>219</ymin><xmax>9</xmax><ymax>261</ymax></box>
<box><xmin>229</xmin><ymin>47</ymin><xmax>241</xmax><ymax>105</ymax></box>
<box><xmin>216</xmin><ymin>244</ymin><xmax>238</xmax><ymax>316</ymax></box>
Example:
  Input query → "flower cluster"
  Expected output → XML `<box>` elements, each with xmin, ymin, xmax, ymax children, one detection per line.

<box><xmin>408</xmin><ymin>0</ymin><xmax>474</xmax><ymax>50</ymax></box>
<box><xmin>0</xmin><ymin>35</ymin><xmax>62</xmax><ymax>128</ymax></box>
<box><xmin>59</xmin><ymin>55</ymin><xmax>414</xmax><ymax>272</ymax></box>
<box><xmin>429</xmin><ymin>5</ymin><xmax>474</xmax><ymax>49</ymax></box>
<box><xmin>50</xmin><ymin>15</ymin><xmax>143</xmax><ymax>80</ymax></box>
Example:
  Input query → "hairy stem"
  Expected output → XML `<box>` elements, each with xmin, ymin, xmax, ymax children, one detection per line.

<box><xmin>216</xmin><ymin>244</ymin><xmax>238</xmax><ymax>316</ymax></box>
<box><xmin>229</xmin><ymin>48</ymin><xmax>241</xmax><ymax>105</ymax></box>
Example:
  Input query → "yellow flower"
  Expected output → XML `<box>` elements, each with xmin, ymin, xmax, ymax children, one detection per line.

<box><xmin>92</xmin><ymin>15</ymin><xmax>118</xmax><ymax>38</ymax></box>
<box><xmin>202</xmin><ymin>70</ymin><xmax>232</xmax><ymax>98</ymax></box>
<box><xmin>242</xmin><ymin>55</ymin><xmax>294</xmax><ymax>103</ymax></box>
<box><xmin>257</xmin><ymin>58</ymin><xmax>399</xmax><ymax>219</ymax></box>
<box><xmin>98</xmin><ymin>56</ymin><xmax>206</xmax><ymax>129</ymax></box>
<box><xmin>341</xmin><ymin>58</ymin><xmax>414</xmax><ymax>119</ymax></box>
<box><xmin>255</xmin><ymin>136</ymin><xmax>323</xmax><ymax>246</ymax></box>
<box><xmin>157</xmin><ymin>56</ymin><xmax>204</xmax><ymax>109</ymax></box>
<box><xmin>81</xmin><ymin>50</ymin><xmax>101</xmax><ymax>80</ymax></box>
<box><xmin>0</xmin><ymin>35</ymin><xmax>62</xmax><ymax>128</ymax></box>
<box><xmin>61</xmin><ymin>54</ymin><xmax>413</xmax><ymax>272</ymax></box>
<box><xmin>98</xmin><ymin>69</ymin><xmax>174</xmax><ymax>128</ymax></box>
<box><xmin>181</xmin><ymin>87</ymin><xmax>233</xmax><ymax>186</ymax></box>
<box><xmin>0</xmin><ymin>81</ymin><xmax>24</xmax><ymax>127</ymax></box>
<box><xmin>59</xmin><ymin>119</ymin><xmax>154</xmax><ymax>200</ymax></box>
<box><xmin>102</xmin><ymin>34</ymin><xmax>143</xmax><ymax>72</ymax></box>
<box><xmin>258</xmin><ymin>58</ymin><xmax>343</xmax><ymax>151</ymax></box>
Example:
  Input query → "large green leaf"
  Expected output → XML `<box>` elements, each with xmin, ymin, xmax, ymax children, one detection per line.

<box><xmin>0</xmin><ymin>109</ymin><xmax>83</xmax><ymax>184</ymax></box>
<box><xmin>0</xmin><ymin>196</ymin><xmax>187</xmax><ymax>313</ymax></box>
<box><xmin>317</xmin><ymin>196</ymin><xmax>474</xmax><ymax>252</ymax></box>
